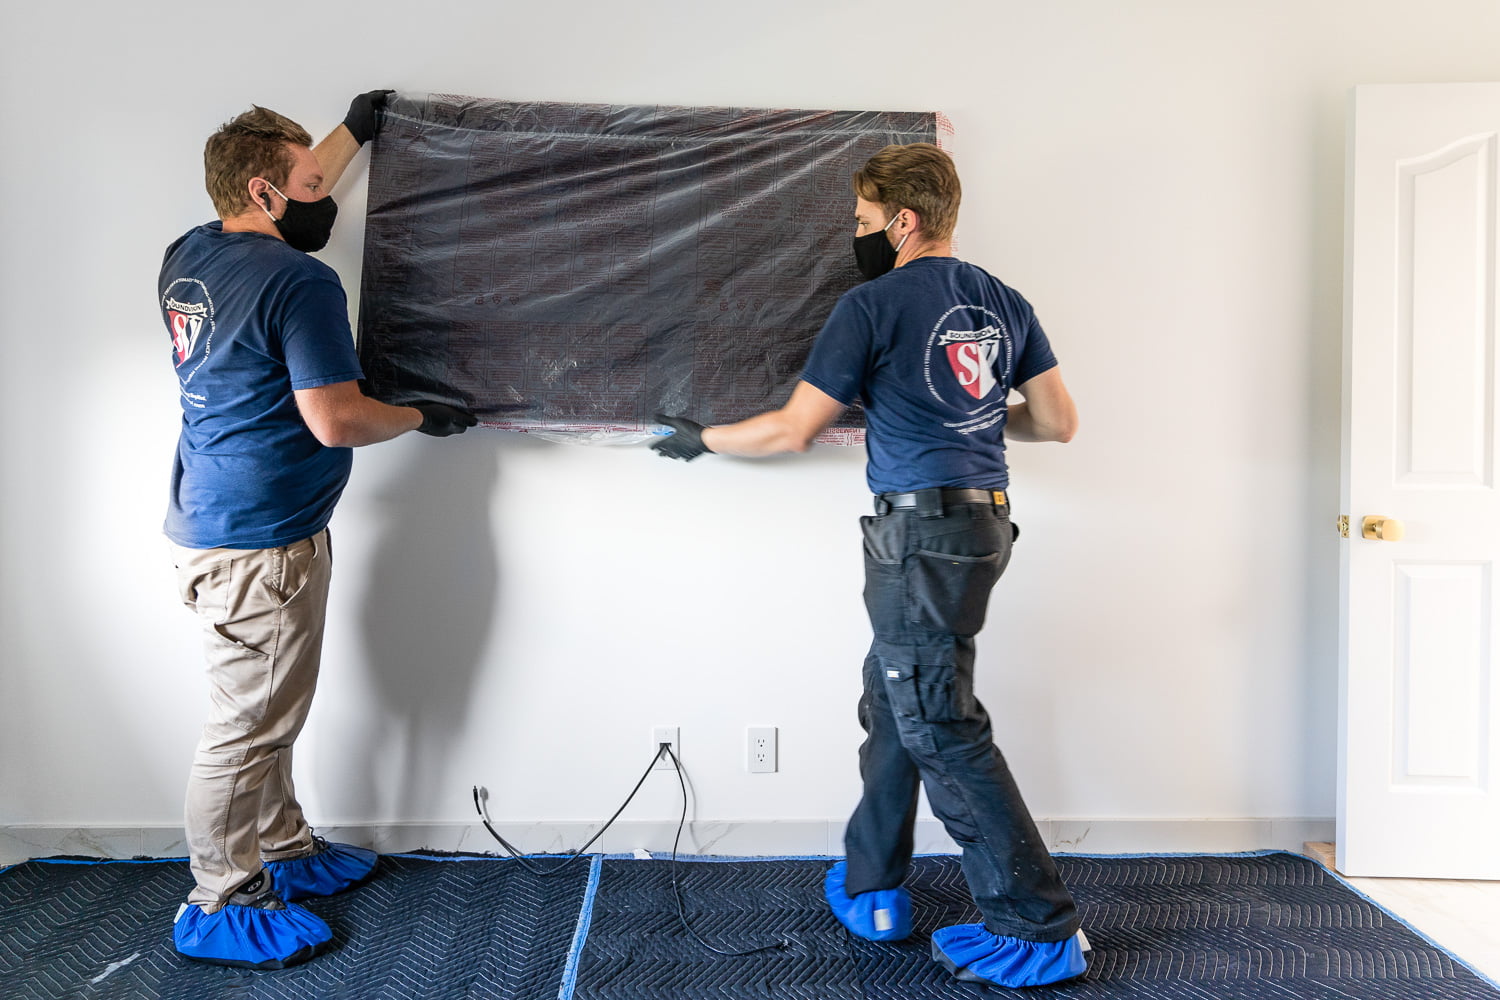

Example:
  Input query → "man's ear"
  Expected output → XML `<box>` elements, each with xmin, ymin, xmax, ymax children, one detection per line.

<box><xmin>246</xmin><ymin>176</ymin><xmax>274</xmax><ymax>214</ymax></box>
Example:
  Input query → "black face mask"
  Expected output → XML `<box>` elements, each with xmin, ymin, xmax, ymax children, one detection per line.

<box><xmin>852</xmin><ymin>212</ymin><xmax>906</xmax><ymax>281</ymax></box>
<box><xmin>262</xmin><ymin>181</ymin><xmax>338</xmax><ymax>253</ymax></box>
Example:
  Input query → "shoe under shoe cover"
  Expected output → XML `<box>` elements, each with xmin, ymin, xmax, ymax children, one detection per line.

<box><xmin>265</xmin><ymin>837</ymin><xmax>378</xmax><ymax>901</ymax></box>
<box><xmin>824</xmin><ymin>861</ymin><xmax>912</xmax><ymax>941</ymax></box>
<box><xmin>931</xmin><ymin>923</ymin><xmax>1088</xmax><ymax>988</ymax></box>
<box><xmin>173</xmin><ymin>872</ymin><xmax>332</xmax><ymax>970</ymax></box>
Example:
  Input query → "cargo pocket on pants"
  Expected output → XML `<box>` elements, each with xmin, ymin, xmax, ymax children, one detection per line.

<box><xmin>905</xmin><ymin>549</ymin><xmax>1003</xmax><ymax>636</ymax></box>
<box><xmin>876</xmin><ymin>637</ymin><xmax>968</xmax><ymax>724</ymax></box>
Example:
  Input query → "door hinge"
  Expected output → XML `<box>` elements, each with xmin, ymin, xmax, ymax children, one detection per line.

<box><xmin>1338</xmin><ymin>515</ymin><xmax>1350</xmax><ymax>538</ymax></box>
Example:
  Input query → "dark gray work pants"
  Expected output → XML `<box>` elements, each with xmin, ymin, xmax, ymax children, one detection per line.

<box><xmin>842</xmin><ymin>497</ymin><xmax>1080</xmax><ymax>943</ymax></box>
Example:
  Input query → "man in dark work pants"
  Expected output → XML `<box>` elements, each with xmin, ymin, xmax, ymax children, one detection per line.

<box><xmin>650</xmin><ymin>142</ymin><xmax>1085</xmax><ymax>989</ymax></box>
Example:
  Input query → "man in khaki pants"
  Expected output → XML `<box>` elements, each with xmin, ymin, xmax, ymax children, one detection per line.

<box><xmin>160</xmin><ymin>93</ymin><xmax>475</xmax><ymax>969</ymax></box>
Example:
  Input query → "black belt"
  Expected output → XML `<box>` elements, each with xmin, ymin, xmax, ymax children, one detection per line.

<box><xmin>874</xmin><ymin>488</ymin><xmax>1008</xmax><ymax>517</ymax></box>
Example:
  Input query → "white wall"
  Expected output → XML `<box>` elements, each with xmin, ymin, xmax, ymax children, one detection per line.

<box><xmin>3</xmin><ymin>0</ymin><xmax>1497</xmax><ymax>852</ymax></box>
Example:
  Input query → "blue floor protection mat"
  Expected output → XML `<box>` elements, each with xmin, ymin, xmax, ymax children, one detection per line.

<box><xmin>574</xmin><ymin>853</ymin><xmax>1500</xmax><ymax>999</ymax></box>
<box><xmin>0</xmin><ymin>853</ymin><xmax>590</xmax><ymax>1000</ymax></box>
<box><xmin>3</xmin><ymin>851</ymin><xmax>1496</xmax><ymax>999</ymax></box>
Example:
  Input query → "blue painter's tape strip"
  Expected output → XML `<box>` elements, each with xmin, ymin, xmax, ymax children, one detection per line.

<box><xmin>558</xmin><ymin>854</ymin><xmax>602</xmax><ymax>1000</ymax></box>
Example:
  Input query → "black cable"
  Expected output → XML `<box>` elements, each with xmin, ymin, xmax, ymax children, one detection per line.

<box><xmin>661</xmin><ymin>744</ymin><xmax>790</xmax><ymax>957</ymax></box>
<box><xmin>472</xmin><ymin>742</ymin><xmax>789</xmax><ymax>955</ymax></box>
<box><xmin>470</xmin><ymin>742</ymin><xmax>667</xmax><ymax>876</ymax></box>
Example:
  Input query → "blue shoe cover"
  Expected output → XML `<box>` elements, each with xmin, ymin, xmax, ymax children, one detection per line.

<box><xmin>173</xmin><ymin>897</ymin><xmax>331</xmax><ymax>970</ymax></box>
<box><xmin>931</xmin><ymin>923</ymin><xmax>1087</xmax><ymax>987</ymax></box>
<box><xmin>824</xmin><ymin>861</ymin><xmax>912</xmax><ymax>941</ymax></box>
<box><xmin>266</xmin><ymin>838</ymin><xmax>377</xmax><ymax>901</ymax></box>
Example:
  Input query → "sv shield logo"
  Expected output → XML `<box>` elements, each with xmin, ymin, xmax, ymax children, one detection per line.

<box><xmin>943</xmin><ymin>328</ymin><xmax>1001</xmax><ymax>400</ymax></box>
<box><xmin>169</xmin><ymin>310</ymin><xmax>204</xmax><ymax>367</ymax></box>
<box><xmin>163</xmin><ymin>280</ymin><xmax>216</xmax><ymax>404</ymax></box>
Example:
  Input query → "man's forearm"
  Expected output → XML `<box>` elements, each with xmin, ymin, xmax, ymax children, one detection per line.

<box><xmin>653</xmin><ymin>380</ymin><xmax>844</xmax><ymax>461</ymax></box>
<box><xmin>314</xmin><ymin>90</ymin><xmax>392</xmax><ymax>191</ymax></box>
<box><xmin>313</xmin><ymin>125</ymin><xmax>361</xmax><ymax>192</ymax></box>
<box><xmin>294</xmin><ymin>383</ymin><xmax>421</xmax><ymax>447</ymax></box>
<box><xmin>338</xmin><ymin>398</ymin><xmax>424</xmax><ymax>447</ymax></box>
<box><xmin>1004</xmin><ymin>401</ymin><xmax>1045</xmax><ymax>442</ymax></box>
<box><xmin>1005</xmin><ymin>400</ymin><xmax>1075</xmax><ymax>443</ymax></box>
<box><xmin>320</xmin><ymin>396</ymin><xmax>423</xmax><ymax>448</ymax></box>
<box><xmin>702</xmin><ymin>410</ymin><xmax>816</xmax><ymax>457</ymax></box>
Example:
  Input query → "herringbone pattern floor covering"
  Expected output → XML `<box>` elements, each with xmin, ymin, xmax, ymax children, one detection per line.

<box><xmin>2</xmin><ymin>852</ymin><xmax>1495</xmax><ymax>998</ymax></box>
<box><xmin>0</xmin><ymin>854</ymin><xmax>587</xmax><ymax>999</ymax></box>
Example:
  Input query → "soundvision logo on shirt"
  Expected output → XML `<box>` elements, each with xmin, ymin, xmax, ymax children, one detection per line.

<box><xmin>167</xmin><ymin>298</ymin><xmax>207</xmax><ymax>365</ymax></box>
<box><xmin>939</xmin><ymin>325</ymin><xmax>1003</xmax><ymax>399</ymax></box>
<box><xmin>923</xmin><ymin>304</ymin><xmax>1014</xmax><ymax>434</ymax></box>
<box><xmin>162</xmin><ymin>278</ymin><xmax>216</xmax><ymax>408</ymax></box>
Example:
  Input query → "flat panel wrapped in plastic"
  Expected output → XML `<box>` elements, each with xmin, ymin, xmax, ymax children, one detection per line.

<box><xmin>356</xmin><ymin>93</ymin><xmax>950</xmax><ymax>443</ymax></box>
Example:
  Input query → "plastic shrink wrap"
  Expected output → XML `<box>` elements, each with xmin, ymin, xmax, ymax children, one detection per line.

<box><xmin>357</xmin><ymin>93</ymin><xmax>948</xmax><ymax>442</ymax></box>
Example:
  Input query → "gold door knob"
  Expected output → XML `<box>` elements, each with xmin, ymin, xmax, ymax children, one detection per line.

<box><xmin>1362</xmin><ymin>516</ymin><xmax>1405</xmax><ymax>541</ymax></box>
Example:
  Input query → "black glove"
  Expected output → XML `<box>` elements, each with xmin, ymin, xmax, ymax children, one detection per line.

<box><xmin>343</xmin><ymin>89</ymin><xmax>394</xmax><ymax>146</ymax></box>
<box><xmin>413</xmin><ymin>402</ymin><xmax>478</xmax><ymax>437</ymax></box>
<box><xmin>649</xmin><ymin>413</ymin><xmax>712</xmax><ymax>461</ymax></box>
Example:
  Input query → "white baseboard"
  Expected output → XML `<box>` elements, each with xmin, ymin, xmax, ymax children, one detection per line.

<box><xmin>0</xmin><ymin>817</ymin><xmax>1334</xmax><ymax>867</ymax></box>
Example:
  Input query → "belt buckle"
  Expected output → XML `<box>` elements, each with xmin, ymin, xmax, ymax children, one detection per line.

<box><xmin>992</xmin><ymin>490</ymin><xmax>1007</xmax><ymax>507</ymax></box>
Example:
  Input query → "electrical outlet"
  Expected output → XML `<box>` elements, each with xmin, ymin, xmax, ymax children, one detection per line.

<box><xmin>748</xmin><ymin>726</ymin><xmax>777</xmax><ymax>773</ymax></box>
<box><xmin>653</xmin><ymin>726</ymin><xmax>679</xmax><ymax>770</ymax></box>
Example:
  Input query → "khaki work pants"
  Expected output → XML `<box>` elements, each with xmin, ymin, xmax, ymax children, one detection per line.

<box><xmin>171</xmin><ymin>529</ymin><xmax>331</xmax><ymax>911</ymax></box>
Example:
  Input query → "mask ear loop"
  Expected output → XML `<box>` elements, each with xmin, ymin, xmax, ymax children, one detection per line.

<box><xmin>255</xmin><ymin>180</ymin><xmax>283</xmax><ymax>224</ymax></box>
<box><xmin>887</xmin><ymin>210</ymin><xmax>909</xmax><ymax>254</ymax></box>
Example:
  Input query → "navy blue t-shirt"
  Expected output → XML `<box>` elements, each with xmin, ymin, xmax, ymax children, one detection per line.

<box><xmin>160</xmin><ymin>223</ymin><xmax>365</xmax><ymax>549</ymax></box>
<box><xmin>801</xmin><ymin>256</ymin><xmax>1058</xmax><ymax>494</ymax></box>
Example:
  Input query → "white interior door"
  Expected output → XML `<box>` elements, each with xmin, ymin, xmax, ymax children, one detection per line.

<box><xmin>1340</xmin><ymin>83</ymin><xmax>1500</xmax><ymax>879</ymax></box>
